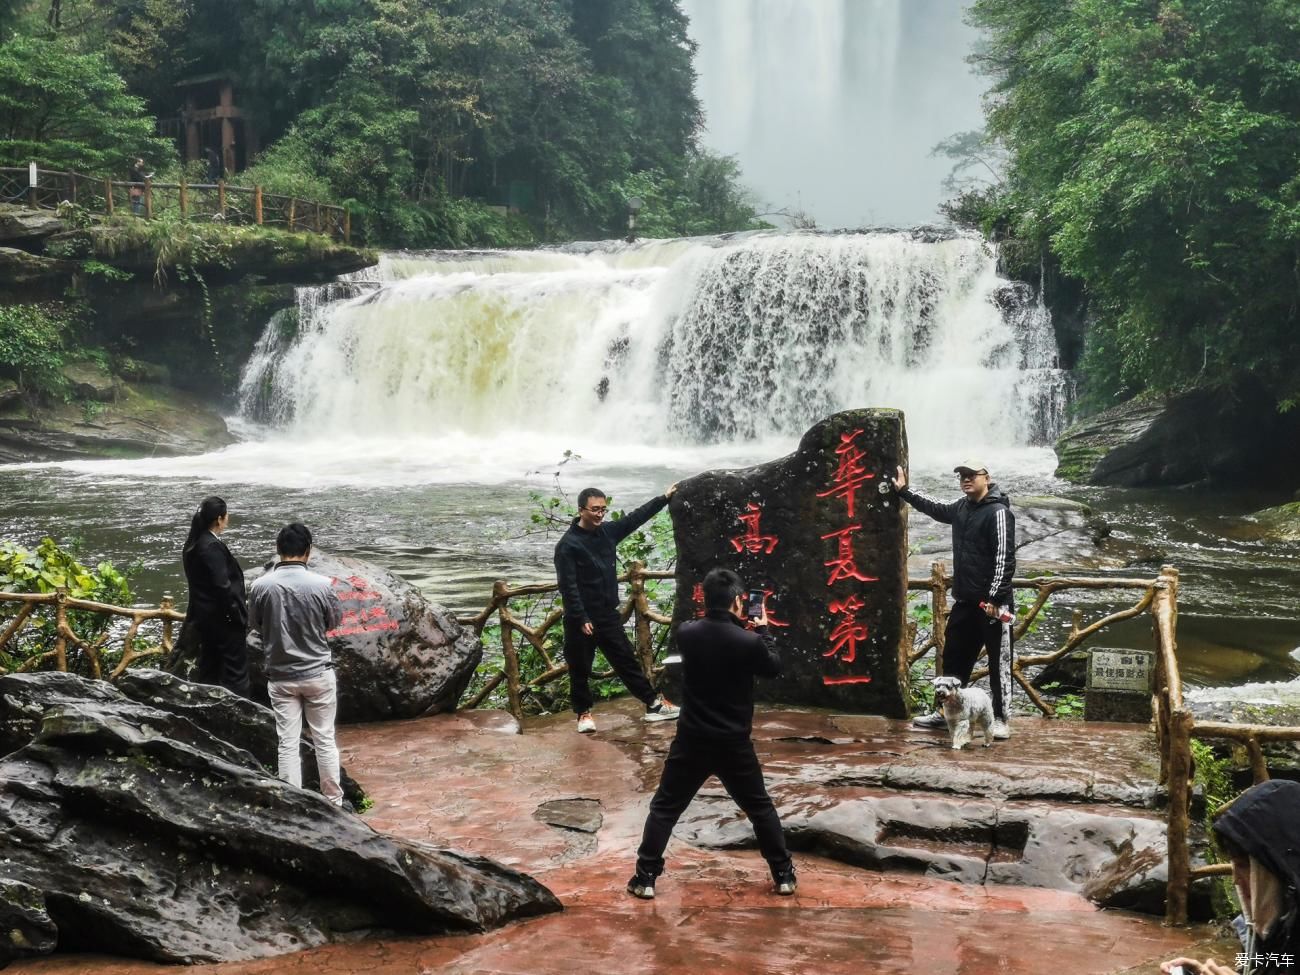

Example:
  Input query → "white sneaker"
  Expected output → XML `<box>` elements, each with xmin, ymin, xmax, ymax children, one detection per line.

<box><xmin>577</xmin><ymin>712</ymin><xmax>596</xmax><ymax>734</ymax></box>
<box><xmin>992</xmin><ymin>719</ymin><xmax>1011</xmax><ymax>740</ymax></box>
<box><xmin>644</xmin><ymin>695</ymin><xmax>681</xmax><ymax>722</ymax></box>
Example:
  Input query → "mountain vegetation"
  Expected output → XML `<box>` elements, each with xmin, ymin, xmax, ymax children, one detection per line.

<box><xmin>945</xmin><ymin>0</ymin><xmax>1300</xmax><ymax>417</ymax></box>
<box><xmin>1</xmin><ymin>0</ymin><xmax>769</xmax><ymax>247</ymax></box>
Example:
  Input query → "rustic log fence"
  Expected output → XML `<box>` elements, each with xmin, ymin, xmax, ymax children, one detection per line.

<box><xmin>0</xmin><ymin>166</ymin><xmax>350</xmax><ymax>243</ymax></box>
<box><xmin>0</xmin><ymin>588</ymin><xmax>183</xmax><ymax>681</ymax></box>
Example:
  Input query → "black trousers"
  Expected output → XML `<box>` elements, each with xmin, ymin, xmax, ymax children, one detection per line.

<box><xmin>193</xmin><ymin>619</ymin><xmax>251</xmax><ymax>698</ymax></box>
<box><xmin>943</xmin><ymin>599</ymin><xmax>1013</xmax><ymax>720</ymax></box>
<box><xmin>563</xmin><ymin>613</ymin><xmax>656</xmax><ymax>714</ymax></box>
<box><xmin>636</xmin><ymin>734</ymin><xmax>792</xmax><ymax>879</ymax></box>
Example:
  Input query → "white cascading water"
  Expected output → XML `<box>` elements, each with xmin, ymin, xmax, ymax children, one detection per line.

<box><xmin>238</xmin><ymin>231</ymin><xmax>1070</xmax><ymax>454</ymax></box>
<box><xmin>680</xmin><ymin>0</ymin><xmax>984</xmax><ymax>226</ymax></box>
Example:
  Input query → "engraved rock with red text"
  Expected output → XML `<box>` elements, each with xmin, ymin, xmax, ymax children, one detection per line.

<box><xmin>669</xmin><ymin>409</ymin><xmax>910</xmax><ymax>716</ymax></box>
<box><xmin>246</xmin><ymin>550</ymin><xmax>483</xmax><ymax>722</ymax></box>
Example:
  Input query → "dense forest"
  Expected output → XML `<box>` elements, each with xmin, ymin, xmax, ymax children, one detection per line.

<box><xmin>946</xmin><ymin>0</ymin><xmax>1300</xmax><ymax>416</ymax></box>
<box><xmin>0</xmin><ymin>0</ymin><xmax>769</xmax><ymax>246</ymax></box>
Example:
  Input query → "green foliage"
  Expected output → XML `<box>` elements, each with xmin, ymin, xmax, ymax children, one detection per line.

<box><xmin>962</xmin><ymin>0</ymin><xmax>1300</xmax><ymax>410</ymax></box>
<box><xmin>0</xmin><ymin>304</ymin><xmax>68</xmax><ymax>400</ymax></box>
<box><xmin>0</xmin><ymin>536</ymin><xmax>134</xmax><ymax>673</ymax></box>
<box><xmin>0</xmin><ymin>33</ymin><xmax>172</xmax><ymax>174</ymax></box>
<box><xmin>1041</xmin><ymin>681</ymin><xmax>1085</xmax><ymax>719</ymax></box>
<box><xmin>613</xmin><ymin>151</ymin><xmax>774</xmax><ymax>239</ymax></box>
<box><xmin>1192</xmin><ymin>738</ymin><xmax>1241</xmax><ymax>917</ymax></box>
<box><xmin>80</xmin><ymin>260</ymin><xmax>132</xmax><ymax>282</ymax></box>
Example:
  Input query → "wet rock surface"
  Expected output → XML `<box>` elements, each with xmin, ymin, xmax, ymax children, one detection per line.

<box><xmin>0</xmin><ymin>690</ymin><xmax>560</xmax><ymax>965</ymax></box>
<box><xmin>240</xmin><ymin>550</ymin><xmax>483</xmax><ymax>723</ymax></box>
<box><xmin>1054</xmin><ymin>380</ymin><xmax>1300</xmax><ymax>487</ymax></box>
<box><xmin>0</xmin><ymin>879</ymin><xmax>57</xmax><ymax>968</ymax></box>
<box><xmin>7</xmin><ymin>699</ymin><xmax>1218</xmax><ymax>975</ymax></box>
<box><xmin>670</xmin><ymin>408</ymin><xmax>909</xmax><ymax>715</ymax></box>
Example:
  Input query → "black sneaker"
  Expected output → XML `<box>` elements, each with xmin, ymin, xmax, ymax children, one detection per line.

<box><xmin>626</xmin><ymin>872</ymin><xmax>656</xmax><ymax>900</ymax></box>
<box><xmin>912</xmin><ymin>710</ymin><xmax>947</xmax><ymax>729</ymax></box>
<box><xmin>773</xmin><ymin>867</ymin><xmax>797</xmax><ymax>896</ymax></box>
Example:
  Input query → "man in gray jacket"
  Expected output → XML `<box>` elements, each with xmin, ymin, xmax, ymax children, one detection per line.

<box><xmin>248</xmin><ymin>522</ymin><xmax>344</xmax><ymax>805</ymax></box>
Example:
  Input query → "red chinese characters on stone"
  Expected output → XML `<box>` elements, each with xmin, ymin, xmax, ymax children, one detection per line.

<box><xmin>327</xmin><ymin>575</ymin><xmax>400</xmax><ymax>636</ymax></box>
<box><xmin>815</xmin><ymin>428</ymin><xmax>875</xmax><ymax>518</ymax></box>
<box><xmin>823</xmin><ymin>594</ymin><xmax>869</xmax><ymax>664</ymax></box>
<box><xmin>691</xmin><ymin>582</ymin><xmax>705</xmax><ymax>619</ymax></box>
<box><xmin>729</xmin><ymin>502</ymin><xmax>780</xmax><ymax>555</ymax></box>
<box><xmin>820</xmin><ymin>524</ymin><xmax>880</xmax><ymax>586</ymax></box>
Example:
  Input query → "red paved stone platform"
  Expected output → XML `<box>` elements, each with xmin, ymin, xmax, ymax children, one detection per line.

<box><xmin>13</xmin><ymin>701</ymin><xmax>1234</xmax><ymax>975</ymax></box>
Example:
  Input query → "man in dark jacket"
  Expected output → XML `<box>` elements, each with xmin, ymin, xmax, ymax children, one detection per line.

<box><xmin>1161</xmin><ymin>779</ymin><xmax>1300</xmax><ymax>975</ymax></box>
<box><xmin>627</xmin><ymin>567</ymin><xmax>795</xmax><ymax>900</ymax></box>
<box><xmin>554</xmin><ymin>484</ymin><xmax>680</xmax><ymax>733</ymax></box>
<box><xmin>892</xmin><ymin>459</ymin><xmax>1016</xmax><ymax>738</ymax></box>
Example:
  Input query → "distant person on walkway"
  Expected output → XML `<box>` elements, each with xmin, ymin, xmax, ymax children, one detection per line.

<box><xmin>204</xmin><ymin>146</ymin><xmax>222</xmax><ymax>182</ymax></box>
<box><xmin>181</xmin><ymin>496</ymin><xmax>250</xmax><ymax>697</ymax></box>
<box><xmin>1161</xmin><ymin>779</ymin><xmax>1300</xmax><ymax>975</ymax></box>
<box><xmin>627</xmin><ymin>567</ymin><xmax>795</xmax><ymax>900</ymax></box>
<box><xmin>892</xmin><ymin>460</ymin><xmax>1016</xmax><ymax>739</ymax></box>
<box><xmin>554</xmin><ymin>484</ymin><xmax>681</xmax><ymax>733</ymax></box>
<box><xmin>248</xmin><ymin>522</ymin><xmax>344</xmax><ymax>806</ymax></box>
<box><xmin>128</xmin><ymin>158</ymin><xmax>149</xmax><ymax>216</ymax></box>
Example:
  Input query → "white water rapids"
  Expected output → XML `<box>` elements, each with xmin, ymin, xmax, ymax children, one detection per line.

<box><xmin>238</xmin><ymin>231</ymin><xmax>1069</xmax><ymax>465</ymax></box>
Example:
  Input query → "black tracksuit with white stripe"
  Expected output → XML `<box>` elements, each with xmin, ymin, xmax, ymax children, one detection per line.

<box><xmin>898</xmin><ymin>483</ymin><xmax>1016</xmax><ymax>720</ymax></box>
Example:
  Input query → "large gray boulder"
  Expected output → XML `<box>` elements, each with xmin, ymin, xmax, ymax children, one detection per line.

<box><xmin>241</xmin><ymin>550</ymin><xmax>483</xmax><ymax>723</ymax></box>
<box><xmin>1055</xmin><ymin>380</ymin><xmax>1300</xmax><ymax>487</ymax></box>
<box><xmin>0</xmin><ymin>695</ymin><xmax>560</xmax><ymax>965</ymax></box>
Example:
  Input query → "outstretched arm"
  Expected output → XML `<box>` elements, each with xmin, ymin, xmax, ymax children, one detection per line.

<box><xmin>893</xmin><ymin>466</ymin><xmax>959</xmax><ymax>524</ymax></box>
<box><xmin>607</xmin><ymin>485</ymin><xmax>674</xmax><ymax>543</ymax></box>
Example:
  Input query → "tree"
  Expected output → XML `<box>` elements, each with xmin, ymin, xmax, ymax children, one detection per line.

<box><xmin>0</xmin><ymin>33</ymin><xmax>171</xmax><ymax>173</ymax></box>
<box><xmin>963</xmin><ymin>0</ymin><xmax>1300</xmax><ymax>410</ymax></box>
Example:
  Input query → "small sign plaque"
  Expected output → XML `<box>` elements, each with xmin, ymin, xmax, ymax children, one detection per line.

<box><xmin>1087</xmin><ymin>649</ymin><xmax>1154</xmax><ymax>694</ymax></box>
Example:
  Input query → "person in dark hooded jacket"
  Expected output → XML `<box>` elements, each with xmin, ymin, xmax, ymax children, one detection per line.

<box><xmin>1162</xmin><ymin>779</ymin><xmax>1300</xmax><ymax>974</ymax></box>
<box><xmin>892</xmin><ymin>459</ymin><xmax>1016</xmax><ymax>738</ymax></box>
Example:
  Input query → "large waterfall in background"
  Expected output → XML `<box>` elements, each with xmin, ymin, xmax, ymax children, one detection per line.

<box><xmin>238</xmin><ymin>231</ymin><xmax>1070</xmax><ymax>454</ymax></box>
<box><xmin>680</xmin><ymin>0</ymin><xmax>985</xmax><ymax>226</ymax></box>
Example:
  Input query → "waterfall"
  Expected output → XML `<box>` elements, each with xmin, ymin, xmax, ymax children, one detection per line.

<box><xmin>238</xmin><ymin>231</ymin><xmax>1070</xmax><ymax>453</ymax></box>
<box><xmin>680</xmin><ymin>0</ymin><xmax>984</xmax><ymax>227</ymax></box>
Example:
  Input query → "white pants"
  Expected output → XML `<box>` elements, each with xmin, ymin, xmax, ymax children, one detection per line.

<box><xmin>268</xmin><ymin>670</ymin><xmax>343</xmax><ymax>805</ymax></box>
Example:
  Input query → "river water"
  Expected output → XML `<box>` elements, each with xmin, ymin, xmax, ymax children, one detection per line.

<box><xmin>1</xmin><ymin>231</ymin><xmax>1296</xmax><ymax>691</ymax></box>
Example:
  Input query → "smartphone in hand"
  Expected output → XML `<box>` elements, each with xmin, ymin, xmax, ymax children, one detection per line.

<box><xmin>745</xmin><ymin>589</ymin><xmax>766</xmax><ymax>620</ymax></box>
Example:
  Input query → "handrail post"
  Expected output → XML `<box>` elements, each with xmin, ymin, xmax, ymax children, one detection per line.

<box><xmin>254</xmin><ymin>185</ymin><xmax>263</xmax><ymax>225</ymax></box>
<box><xmin>104</xmin><ymin>178</ymin><xmax>114</xmax><ymax>215</ymax></box>
<box><xmin>160</xmin><ymin>594</ymin><xmax>175</xmax><ymax>653</ymax></box>
<box><xmin>1165</xmin><ymin>707</ymin><xmax>1194</xmax><ymax>925</ymax></box>
<box><xmin>179</xmin><ymin>177</ymin><xmax>188</xmax><ymax>217</ymax></box>
<box><xmin>144</xmin><ymin>177</ymin><xmax>153</xmax><ymax>219</ymax></box>
<box><xmin>930</xmin><ymin>561</ymin><xmax>948</xmax><ymax>676</ymax></box>
<box><xmin>629</xmin><ymin>561</ymin><xmax>655</xmax><ymax>681</ymax></box>
<box><xmin>494</xmin><ymin>580</ymin><xmax>523</xmax><ymax>730</ymax></box>
<box><xmin>53</xmin><ymin>587</ymin><xmax>68</xmax><ymax>672</ymax></box>
<box><xmin>287</xmin><ymin>197</ymin><xmax>296</xmax><ymax>231</ymax></box>
<box><xmin>218</xmin><ymin>179</ymin><xmax>227</xmax><ymax>219</ymax></box>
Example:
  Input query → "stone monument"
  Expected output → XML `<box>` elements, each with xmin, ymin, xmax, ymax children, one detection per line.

<box><xmin>669</xmin><ymin>408</ymin><xmax>909</xmax><ymax>716</ymax></box>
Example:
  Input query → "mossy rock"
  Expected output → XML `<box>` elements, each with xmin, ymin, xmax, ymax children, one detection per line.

<box><xmin>1243</xmin><ymin>502</ymin><xmax>1300</xmax><ymax>542</ymax></box>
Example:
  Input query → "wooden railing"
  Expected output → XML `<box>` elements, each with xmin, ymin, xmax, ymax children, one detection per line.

<box><xmin>0</xmin><ymin>588</ymin><xmax>184</xmax><ymax>681</ymax></box>
<box><xmin>907</xmin><ymin>562</ymin><xmax>1168</xmax><ymax>717</ymax></box>
<box><xmin>0</xmin><ymin>167</ymin><xmax>351</xmax><ymax>243</ymax></box>
<box><xmin>459</xmin><ymin>561</ymin><xmax>672</xmax><ymax>722</ymax></box>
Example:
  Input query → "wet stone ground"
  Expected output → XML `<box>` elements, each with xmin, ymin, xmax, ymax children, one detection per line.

<box><xmin>15</xmin><ymin>700</ymin><xmax>1239</xmax><ymax>975</ymax></box>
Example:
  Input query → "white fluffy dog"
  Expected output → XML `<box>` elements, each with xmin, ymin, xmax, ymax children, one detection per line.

<box><xmin>932</xmin><ymin>676</ymin><xmax>995</xmax><ymax>750</ymax></box>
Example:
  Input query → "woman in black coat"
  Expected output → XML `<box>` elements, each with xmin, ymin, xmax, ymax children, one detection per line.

<box><xmin>181</xmin><ymin>496</ymin><xmax>250</xmax><ymax>697</ymax></box>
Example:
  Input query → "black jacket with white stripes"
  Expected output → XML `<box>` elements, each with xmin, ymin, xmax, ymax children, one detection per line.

<box><xmin>897</xmin><ymin>482</ymin><xmax>1016</xmax><ymax>606</ymax></box>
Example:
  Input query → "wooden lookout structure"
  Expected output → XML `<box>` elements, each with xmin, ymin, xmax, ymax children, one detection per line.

<box><xmin>164</xmin><ymin>73</ymin><xmax>259</xmax><ymax>175</ymax></box>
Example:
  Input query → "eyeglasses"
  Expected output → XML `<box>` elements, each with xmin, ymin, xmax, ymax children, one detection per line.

<box><xmin>585</xmin><ymin>505</ymin><xmax>608</xmax><ymax>514</ymax></box>
<box><xmin>957</xmin><ymin>471</ymin><xmax>986</xmax><ymax>481</ymax></box>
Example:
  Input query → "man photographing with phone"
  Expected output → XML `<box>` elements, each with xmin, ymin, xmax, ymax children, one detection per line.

<box><xmin>626</xmin><ymin>567</ymin><xmax>796</xmax><ymax>901</ymax></box>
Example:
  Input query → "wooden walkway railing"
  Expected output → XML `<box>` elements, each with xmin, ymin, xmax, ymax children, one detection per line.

<box><xmin>0</xmin><ymin>588</ymin><xmax>183</xmax><ymax>681</ymax></box>
<box><xmin>0</xmin><ymin>166</ymin><xmax>350</xmax><ymax>243</ymax></box>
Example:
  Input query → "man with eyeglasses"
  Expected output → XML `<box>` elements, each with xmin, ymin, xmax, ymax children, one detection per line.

<box><xmin>891</xmin><ymin>460</ymin><xmax>1016</xmax><ymax>739</ymax></box>
<box><xmin>554</xmin><ymin>484</ymin><xmax>681</xmax><ymax>733</ymax></box>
